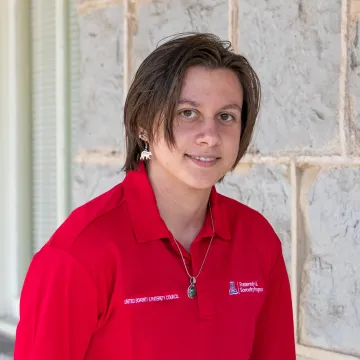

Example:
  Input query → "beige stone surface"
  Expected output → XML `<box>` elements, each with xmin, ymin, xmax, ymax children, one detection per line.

<box><xmin>351</xmin><ymin>0</ymin><xmax>360</xmax><ymax>18</ymax></box>
<box><xmin>132</xmin><ymin>0</ymin><xmax>229</xmax><ymax>75</ymax></box>
<box><xmin>238</xmin><ymin>0</ymin><xmax>342</xmax><ymax>155</ymax></box>
<box><xmin>299</xmin><ymin>167</ymin><xmax>360</xmax><ymax>356</ymax></box>
<box><xmin>73</xmin><ymin>161</ymin><xmax>125</xmax><ymax>207</ymax></box>
<box><xmin>79</xmin><ymin>5</ymin><xmax>125</xmax><ymax>151</ymax></box>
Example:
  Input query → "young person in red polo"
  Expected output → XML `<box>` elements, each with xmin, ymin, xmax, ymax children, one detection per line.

<box><xmin>15</xmin><ymin>33</ymin><xmax>296</xmax><ymax>359</ymax></box>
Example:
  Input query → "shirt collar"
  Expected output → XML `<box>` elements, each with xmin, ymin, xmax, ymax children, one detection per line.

<box><xmin>122</xmin><ymin>162</ymin><xmax>231</xmax><ymax>243</ymax></box>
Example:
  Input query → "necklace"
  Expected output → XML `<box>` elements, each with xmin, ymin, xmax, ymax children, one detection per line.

<box><xmin>173</xmin><ymin>203</ymin><xmax>215</xmax><ymax>299</ymax></box>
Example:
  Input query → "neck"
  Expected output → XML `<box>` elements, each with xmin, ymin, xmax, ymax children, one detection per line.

<box><xmin>147</xmin><ymin>163</ymin><xmax>211</xmax><ymax>251</ymax></box>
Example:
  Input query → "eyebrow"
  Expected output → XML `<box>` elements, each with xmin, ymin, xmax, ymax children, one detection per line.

<box><xmin>178</xmin><ymin>99</ymin><xmax>242</xmax><ymax>112</ymax></box>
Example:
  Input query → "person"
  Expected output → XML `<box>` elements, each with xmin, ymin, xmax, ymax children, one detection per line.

<box><xmin>14</xmin><ymin>33</ymin><xmax>296</xmax><ymax>359</ymax></box>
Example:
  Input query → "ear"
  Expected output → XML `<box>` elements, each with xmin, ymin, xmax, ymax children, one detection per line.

<box><xmin>138</xmin><ymin>127</ymin><xmax>149</xmax><ymax>142</ymax></box>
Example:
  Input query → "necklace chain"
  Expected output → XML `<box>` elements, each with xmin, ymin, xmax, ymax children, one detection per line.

<box><xmin>173</xmin><ymin>203</ymin><xmax>215</xmax><ymax>293</ymax></box>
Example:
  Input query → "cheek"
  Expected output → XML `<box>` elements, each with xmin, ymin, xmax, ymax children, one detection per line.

<box><xmin>172</xmin><ymin>126</ymin><xmax>190</xmax><ymax>148</ymax></box>
<box><xmin>150</xmin><ymin>140</ymin><xmax>165</xmax><ymax>160</ymax></box>
<box><xmin>151</xmin><ymin>140</ymin><xmax>180</xmax><ymax>163</ymax></box>
<box><xmin>223</xmin><ymin>128</ymin><xmax>241</xmax><ymax>153</ymax></box>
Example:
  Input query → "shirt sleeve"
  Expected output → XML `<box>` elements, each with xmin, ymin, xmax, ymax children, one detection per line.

<box><xmin>250</xmin><ymin>240</ymin><xmax>296</xmax><ymax>360</ymax></box>
<box><xmin>14</xmin><ymin>245</ymin><xmax>99</xmax><ymax>360</ymax></box>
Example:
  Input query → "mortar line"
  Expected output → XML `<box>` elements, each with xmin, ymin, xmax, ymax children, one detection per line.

<box><xmin>123</xmin><ymin>0</ymin><xmax>131</xmax><ymax>101</ymax></box>
<box><xmin>123</xmin><ymin>0</ymin><xmax>135</xmax><ymax>158</ymax></box>
<box><xmin>339</xmin><ymin>0</ymin><xmax>350</xmax><ymax>156</ymax></box>
<box><xmin>290</xmin><ymin>161</ymin><xmax>299</xmax><ymax>343</ymax></box>
<box><xmin>229</xmin><ymin>0</ymin><xmax>239</xmax><ymax>52</ymax></box>
<box><xmin>74</xmin><ymin>150</ymin><xmax>360</xmax><ymax>166</ymax></box>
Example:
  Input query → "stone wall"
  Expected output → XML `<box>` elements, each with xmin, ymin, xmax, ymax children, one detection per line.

<box><xmin>75</xmin><ymin>1</ymin><xmax>360</xmax><ymax>359</ymax></box>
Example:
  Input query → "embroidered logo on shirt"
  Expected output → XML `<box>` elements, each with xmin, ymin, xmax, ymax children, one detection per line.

<box><xmin>124</xmin><ymin>293</ymin><xmax>180</xmax><ymax>305</ymax></box>
<box><xmin>229</xmin><ymin>281</ymin><xmax>239</xmax><ymax>295</ymax></box>
<box><xmin>229</xmin><ymin>281</ymin><xmax>264</xmax><ymax>295</ymax></box>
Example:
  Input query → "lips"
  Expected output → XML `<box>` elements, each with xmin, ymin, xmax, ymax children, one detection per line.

<box><xmin>190</xmin><ymin>156</ymin><xmax>217</xmax><ymax>162</ymax></box>
<box><xmin>186</xmin><ymin>155</ymin><xmax>220</xmax><ymax>161</ymax></box>
<box><xmin>185</xmin><ymin>154</ymin><xmax>221</xmax><ymax>168</ymax></box>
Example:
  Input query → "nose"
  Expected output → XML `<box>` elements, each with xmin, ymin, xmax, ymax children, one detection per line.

<box><xmin>195</xmin><ymin>117</ymin><xmax>221</xmax><ymax>147</ymax></box>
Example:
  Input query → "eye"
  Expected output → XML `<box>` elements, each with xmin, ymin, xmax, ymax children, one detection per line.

<box><xmin>219</xmin><ymin>113</ymin><xmax>235</xmax><ymax>122</ymax></box>
<box><xmin>180</xmin><ymin>109</ymin><xmax>197</xmax><ymax>119</ymax></box>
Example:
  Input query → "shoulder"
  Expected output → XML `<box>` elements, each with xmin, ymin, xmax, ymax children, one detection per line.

<box><xmin>49</xmin><ymin>181</ymin><xmax>125</xmax><ymax>249</ymax></box>
<box><xmin>27</xmin><ymin>182</ymin><xmax>128</xmax><ymax>315</ymax></box>
<box><xmin>34</xmin><ymin>181</ymin><xmax>127</xmax><ymax>282</ymax></box>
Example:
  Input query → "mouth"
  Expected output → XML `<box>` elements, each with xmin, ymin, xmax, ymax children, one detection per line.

<box><xmin>185</xmin><ymin>154</ymin><xmax>220</xmax><ymax>167</ymax></box>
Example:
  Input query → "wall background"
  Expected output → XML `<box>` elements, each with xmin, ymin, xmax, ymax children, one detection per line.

<box><xmin>74</xmin><ymin>1</ymin><xmax>360</xmax><ymax>359</ymax></box>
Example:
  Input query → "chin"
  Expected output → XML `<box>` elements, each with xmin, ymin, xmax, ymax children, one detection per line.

<box><xmin>181</xmin><ymin>173</ymin><xmax>222</xmax><ymax>190</ymax></box>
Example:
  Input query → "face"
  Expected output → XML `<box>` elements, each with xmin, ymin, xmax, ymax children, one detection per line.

<box><xmin>147</xmin><ymin>66</ymin><xmax>243</xmax><ymax>190</ymax></box>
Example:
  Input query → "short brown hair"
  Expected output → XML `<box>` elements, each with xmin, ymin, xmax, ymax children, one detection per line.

<box><xmin>123</xmin><ymin>33</ymin><xmax>261</xmax><ymax>172</ymax></box>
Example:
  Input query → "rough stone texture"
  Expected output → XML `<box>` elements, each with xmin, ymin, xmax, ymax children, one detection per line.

<box><xmin>299</xmin><ymin>167</ymin><xmax>360</xmax><ymax>356</ymax></box>
<box><xmin>238</xmin><ymin>0</ymin><xmax>342</xmax><ymax>155</ymax></box>
<box><xmin>216</xmin><ymin>164</ymin><xmax>292</xmax><ymax>275</ymax></box>
<box><xmin>79</xmin><ymin>5</ymin><xmax>124</xmax><ymax>152</ymax></box>
<box><xmin>349</xmin><ymin>18</ymin><xmax>360</xmax><ymax>155</ymax></box>
<box><xmin>133</xmin><ymin>0</ymin><xmax>228</xmax><ymax>72</ymax></box>
<box><xmin>73</xmin><ymin>161</ymin><xmax>125</xmax><ymax>208</ymax></box>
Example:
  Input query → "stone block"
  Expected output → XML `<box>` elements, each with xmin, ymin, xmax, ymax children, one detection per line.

<box><xmin>349</xmin><ymin>18</ymin><xmax>360</xmax><ymax>155</ymax></box>
<box><xmin>238</xmin><ymin>0</ymin><xmax>342</xmax><ymax>154</ymax></box>
<box><xmin>299</xmin><ymin>167</ymin><xmax>360</xmax><ymax>356</ymax></box>
<box><xmin>72</xmin><ymin>160</ymin><xmax>125</xmax><ymax>208</ymax></box>
<box><xmin>216</xmin><ymin>164</ymin><xmax>292</xmax><ymax>275</ymax></box>
<box><xmin>133</xmin><ymin>0</ymin><xmax>229</xmax><ymax>72</ymax></box>
<box><xmin>79</xmin><ymin>5</ymin><xmax>125</xmax><ymax>151</ymax></box>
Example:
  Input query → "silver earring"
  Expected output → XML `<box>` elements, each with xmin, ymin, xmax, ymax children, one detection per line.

<box><xmin>140</xmin><ymin>142</ymin><xmax>152</xmax><ymax>161</ymax></box>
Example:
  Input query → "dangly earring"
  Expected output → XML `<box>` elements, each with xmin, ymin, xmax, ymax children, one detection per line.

<box><xmin>139</xmin><ymin>133</ymin><xmax>152</xmax><ymax>161</ymax></box>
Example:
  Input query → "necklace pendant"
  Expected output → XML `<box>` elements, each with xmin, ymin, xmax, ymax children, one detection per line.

<box><xmin>187</xmin><ymin>283</ymin><xmax>197</xmax><ymax>299</ymax></box>
<box><xmin>187</xmin><ymin>277</ymin><xmax>197</xmax><ymax>299</ymax></box>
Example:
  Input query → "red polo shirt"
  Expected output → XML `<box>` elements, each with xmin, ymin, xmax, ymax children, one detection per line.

<box><xmin>15</xmin><ymin>163</ymin><xmax>295</xmax><ymax>360</ymax></box>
